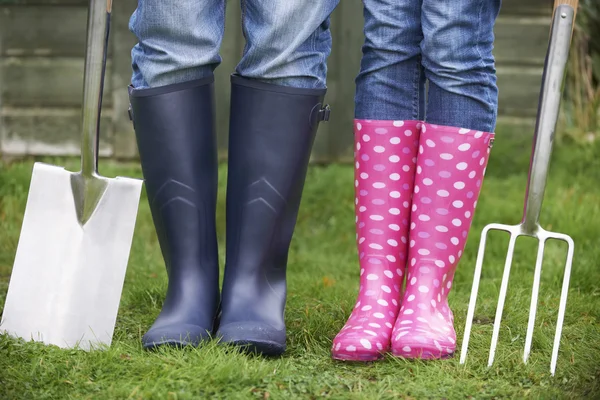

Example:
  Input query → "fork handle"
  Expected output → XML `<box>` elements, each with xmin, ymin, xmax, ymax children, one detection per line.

<box><xmin>554</xmin><ymin>0</ymin><xmax>578</xmax><ymax>32</ymax></box>
<box><xmin>554</xmin><ymin>0</ymin><xmax>578</xmax><ymax>15</ymax></box>
<box><xmin>520</xmin><ymin>2</ymin><xmax>577</xmax><ymax>234</ymax></box>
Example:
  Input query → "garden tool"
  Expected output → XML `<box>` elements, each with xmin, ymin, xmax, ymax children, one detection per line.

<box><xmin>0</xmin><ymin>0</ymin><xmax>143</xmax><ymax>350</ymax></box>
<box><xmin>459</xmin><ymin>0</ymin><xmax>578</xmax><ymax>376</ymax></box>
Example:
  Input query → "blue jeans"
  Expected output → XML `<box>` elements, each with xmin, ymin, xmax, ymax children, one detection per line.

<box><xmin>129</xmin><ymin>0</ymin><xmax>339</xmax><ymax>90</ymax></box>
<box><xmin>355</xmin><ymin>0</ymin><xmax>502</xmax><ymax>132</ymax></box>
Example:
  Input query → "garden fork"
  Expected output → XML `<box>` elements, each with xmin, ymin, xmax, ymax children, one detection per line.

<box><xmin>459</xmin><ymin>0</ymin><xmax>578</xmax><ymax>376</ymax></box>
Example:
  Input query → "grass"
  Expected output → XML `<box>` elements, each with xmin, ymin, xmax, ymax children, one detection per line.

<box><xmin>1</xmin><ymin>130</ymin><xmax>600</xmax><ymax>399</ymax></box>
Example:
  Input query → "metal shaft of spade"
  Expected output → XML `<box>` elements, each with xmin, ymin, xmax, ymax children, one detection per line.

<box><xmin>71</xmin><ymin>0</ymin><xmax>112</xmax><ymax>225</ymax></box>
<box><xmin>81</xmin><ymin>0</ymin><xmax>111</xmax><ymax>175</ymax></box>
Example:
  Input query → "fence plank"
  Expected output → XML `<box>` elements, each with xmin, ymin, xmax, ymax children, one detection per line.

<box><xmin>1</xmin><ymin>108</ymin><xmax>113</xmax><ymax>157</ymax></box>
<box><xmin>0</xmin><ymin>6</ymin><xmax>91</xmax><ymax>57</ymax></box>
<box><xmin>325</xmin><ymin>0</ymin><xmax>362</xmax><ymax>162</ymax></box>
<box><xmin>494</xmin><ymin>16</ymin><xmax>551</xmax><ymax>66</ymax></box>
<box><xmin>0</xmin><ymin>0</ymin><xmax>87</xmax><ymax>5</ymax></box>
<box><xmin>497</xmin><ymin>66</ymin><xmax>543</xmax><ymax>118</ymax></box>
<box><xmin>110</xmin><ymin>0</ymin><xmax>138</xmax><ymax>159</ymax></box>
<box><xmin>215</xmin><ymin>1</ymin><xmax>243</xmax><ymax>158</ymax></box>
<box><xmin>500</xmin><ymin>0</ymin><xmax>552</xmax><ymax>15</ymax></box>
<box><xmin>1</xmin><ymin>57</ymin><xmax>112</xmax><ymax>107</ymax></box>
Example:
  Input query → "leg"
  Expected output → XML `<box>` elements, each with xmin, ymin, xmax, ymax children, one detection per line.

<box><xmin>127</xmin><ymin>0</ymin><xmax>225</xmax><ymax>349</ymax></box>
<box><xmin>234</xmin><ymin>0</ymin><xmax>338</xmax><ymax>88</ymax></box>
<box><xmin>217</xmin><ymin>0</ymin><xmax>339</xmax><ymax>356</ymax></box>
<box><xmin>355</xmin><ymin>0</ymin><xmax>425</xmax><ymax>121</ymax></box>
<box><xmin>391</xmin><ymin>0</ymin><xmax>500</xmax><ymax>358</ymax></box>
<box><xmin>331</xmin><ymin>0</ymin><xmax>424</xmax><ymax>361</ymax></box>
<box><xmin>129</xmin><ymin>0</ymin><xmax>225</xmax><ymax>88</ymax></box>
<box><xmin>421</xmin><ymin>0</ymin><xmax>501</xmax><ymax>132</ymax></box>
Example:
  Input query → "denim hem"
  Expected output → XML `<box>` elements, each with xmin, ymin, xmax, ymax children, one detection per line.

<box><xmin>129</xmin><ymin>76</ymin><xmax>215</xmax><ymax>98</ymax></box>
<box><xmin>231</xmin><ymin>74</ymin><xmax>327</xmax><ymax>96</ymax></box>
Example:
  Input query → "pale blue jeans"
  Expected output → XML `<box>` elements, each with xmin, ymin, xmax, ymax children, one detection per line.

<box><xmin>129</xmin><ymin>0</ymin><xmax>339</xmax><ymax>90</ymax></box>
<box><xmin>356</xmin><ymin>0</ymin><xmax>502</xmax><ymax>132</ymax></box>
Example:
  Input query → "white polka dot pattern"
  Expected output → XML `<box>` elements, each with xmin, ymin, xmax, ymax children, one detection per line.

<box><xmin>332</xmin><ymin>119</ymin><xmax>421</xmax><ymax>361</ymax></box>
<box><xmin>390</xmin><ymin>123</ymin><xmax>494</xmax><ymax>360</ymax></box>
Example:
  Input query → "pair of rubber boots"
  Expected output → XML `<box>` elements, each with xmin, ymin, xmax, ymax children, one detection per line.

<box><xmin>332</xmin><ymin>120</ymin><xmax>494</xmax><ymax>361</ymax></box>
<box><xmin>128</xmin><ymin>75</ymin><xmax>330</xmax><ymax>356</ymax></box>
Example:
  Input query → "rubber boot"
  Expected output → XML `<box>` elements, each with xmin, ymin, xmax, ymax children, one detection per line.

<box><xmin>216</xmin><ymin>75</ymin><xmax>330</xmax><ymax>356</ymax></box>
<box><xmin>128</xmin><ymin>77</ymin><xmax>220</xmax><ymax>349</ymax></box>
<box><xmin>331</xmin><ymin>120</ymin><xmax>421</xmax><ymax>361</ymax></box>
<box><xmin>391</xmin><ymin>122</ymin><xmax>494</xmax><ymax>359</ymax></box>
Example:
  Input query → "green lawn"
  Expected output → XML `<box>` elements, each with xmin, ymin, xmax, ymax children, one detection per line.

<box><xmin>1</xmin><ymin>131</ymin><xmax>599</xmax><ymax>399</ymax></box>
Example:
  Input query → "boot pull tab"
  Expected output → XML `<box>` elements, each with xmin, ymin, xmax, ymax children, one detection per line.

<box><xmin>310</xmin><ymin>103</ymin><xmax>331</xmax><ymax>128</ymax></box>
<box><xmin>127</xmin><ymin>84</ymin><xmax>136</xmax><ymax>129</ymax></box>
<box><xmin>319</xmin><ymin>104</ymin><xmax>331</xmax><ymax>122</ymax></box>
<box><xmin>127</xmin><ymin>104</ymin><xmax>135</xmax><ymax>130</ymax></box>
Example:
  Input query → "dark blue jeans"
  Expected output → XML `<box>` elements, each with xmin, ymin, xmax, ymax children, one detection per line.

<box><xmin>355</xmin><ymin>0</ymin><xmax>502</xmax><ymax>132</ymax></box>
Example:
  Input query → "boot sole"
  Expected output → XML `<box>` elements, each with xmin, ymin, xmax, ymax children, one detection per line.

<box><xmin>222</xmin><ymin>339</ymin><xmax>285</xmax><ymax>357</ymax></box>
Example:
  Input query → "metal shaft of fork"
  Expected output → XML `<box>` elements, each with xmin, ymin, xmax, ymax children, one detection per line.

<box><xmin>520</xmin><ymin>5</ymin><xmax>574</xmax><ymax>236</ymax></box>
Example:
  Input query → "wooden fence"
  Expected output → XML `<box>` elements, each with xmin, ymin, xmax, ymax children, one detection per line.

<box><xmin>0</xmin><ymin>0</ymin><xmax>552</xmax><ymax>162</ymax></box>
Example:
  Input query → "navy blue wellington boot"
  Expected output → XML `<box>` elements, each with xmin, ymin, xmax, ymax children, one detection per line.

<box><xmin>128</xmin><ymin>77</ymin><xmax>220</xmax><ymax>349</ymax></box>
<box><xmin>217</xmin><ymin>75</ymin><xmax>330</xmax><ymax>356</ymax></box>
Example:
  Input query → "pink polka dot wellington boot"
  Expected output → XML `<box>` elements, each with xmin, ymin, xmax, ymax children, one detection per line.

<box><xmin>391</xmin><ymin>122</ymin><xmax>494</xmax><ymax>359</ymax></box>
<box><xmin>332</xmin><ymin>119</ymin><xmax>421</xmax><ymax>361</ymax></box>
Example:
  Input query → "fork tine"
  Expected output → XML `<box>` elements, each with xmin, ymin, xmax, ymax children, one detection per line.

<box><xmin>524</xmin><ymin>238</ymin><xmax>547</xmax><ymax>364</ymax></box>
<box><xmin>550</xmin><ymin>234</ymin><xmax>575</xmax><ymax>376</ymax></box>
<box><xmin>488</xmin><ymin>232</ymin><xmax>519</xmax><ymax>368</ymax></box>
<box><xmin>460</xmin><ymin>225</ymin><xmax>493</xmax><ymax>365</ymax></box>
